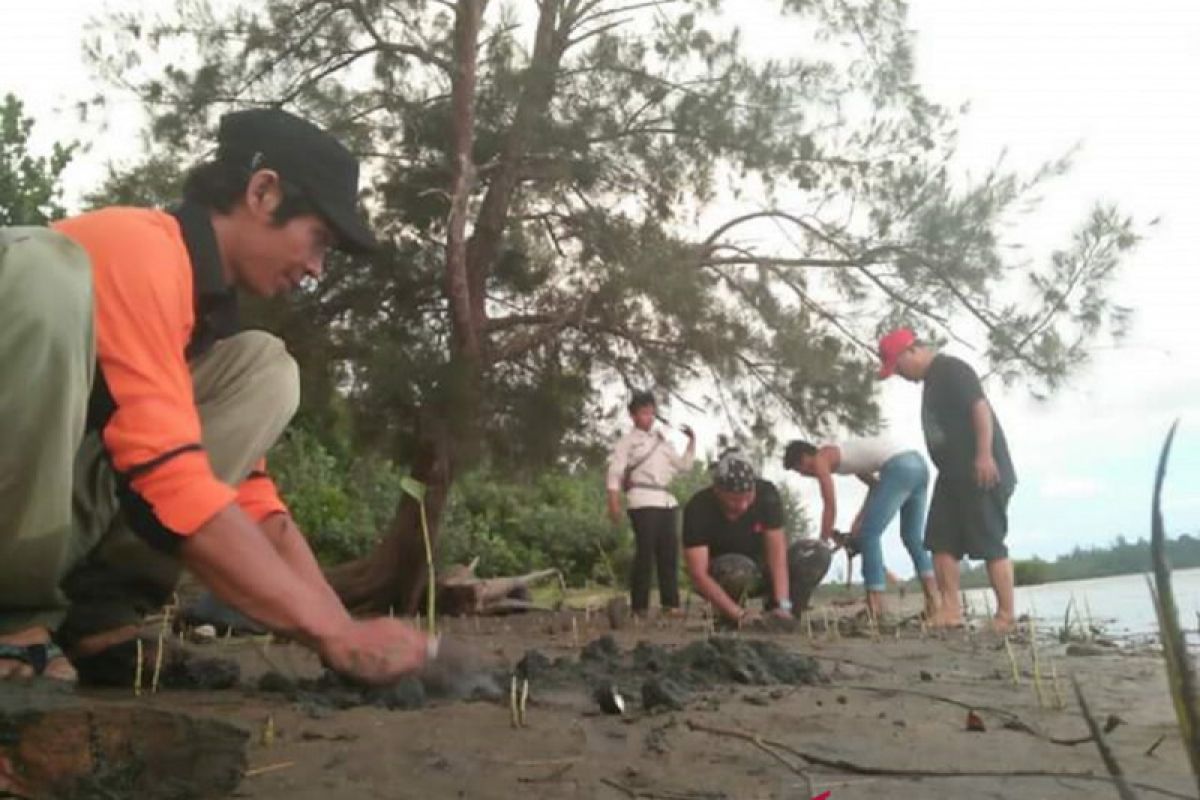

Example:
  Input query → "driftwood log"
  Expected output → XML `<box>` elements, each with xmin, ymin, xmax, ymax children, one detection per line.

<box><xmin>435</xmin><ymin>560</ymin><xmax>563</xmax><ymax>616</ymax></box>
<box><xmin>0</xmin><ymin>683</ymin><xmax>247</xmax><ymax>799</ymax></box>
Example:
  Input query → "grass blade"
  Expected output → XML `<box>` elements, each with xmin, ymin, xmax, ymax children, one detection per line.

<box><xmin>1148</xmin><ymin>421</ymin><xmax>1200</xmax><ymax>789</ymax></box>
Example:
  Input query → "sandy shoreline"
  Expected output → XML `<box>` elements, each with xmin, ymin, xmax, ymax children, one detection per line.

<box><xmin>50</xmin><ymin>593</ymin><xmax>1199</xmax><ymax>800</ymax></box>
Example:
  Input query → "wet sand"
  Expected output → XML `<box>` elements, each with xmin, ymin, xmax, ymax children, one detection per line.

<box><xmin>74</xmin><ymin>593</ymin><xmax>1200</xmax><ymax>799</ymax></box>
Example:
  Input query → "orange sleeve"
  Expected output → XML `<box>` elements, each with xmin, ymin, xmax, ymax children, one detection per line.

<box><xmin>236</xmin><ymin>458</ymin><xmax>290</xmax><ymax>522</ymax></box>
<box><xmin>54</xmin><ymin>209</ymin><xmax>237</xmax><ymax>536</ymax></box>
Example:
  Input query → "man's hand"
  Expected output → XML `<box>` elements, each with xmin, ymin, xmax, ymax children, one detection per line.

<box><xmin>606</xmin><ymin>490</ymin><xmax>624</xmax><ymax>526</ymax></box>
<box><xmin>769</xmin><ymin>606</ymin><xmax>793</xmax><ymax>621</ymax></box>
<box><xmin>974</xmin><ymin>452</ymin><xmax>1000</xmax><ymax>489</ymax></box>
<box><xmin>318</xmin><ymin>618</ymin><xmax>431</xmax><ymax>685</ymax></box>
<box><xmin>737</xmin><ymin>608</ymin><xmax>762</xmax><ymax>625</ymax></box>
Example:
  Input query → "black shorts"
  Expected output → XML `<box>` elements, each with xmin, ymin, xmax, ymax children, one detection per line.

<box><xmin>924</xmin><ymin>475</ymin><xmax>1014</xmax><ymax>561</ymax></box>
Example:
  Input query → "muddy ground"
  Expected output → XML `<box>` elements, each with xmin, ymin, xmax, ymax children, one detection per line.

<box><xmin>68</xmin><ymin>592</ymin><xmax>1200</xmax><ymax>799</ymax></box>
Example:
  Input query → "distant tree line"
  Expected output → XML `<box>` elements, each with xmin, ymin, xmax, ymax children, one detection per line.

<box><xmin>958</xmin><ymin>535</ymin><xmax>1200</xmax><ymax>588</ymax></box>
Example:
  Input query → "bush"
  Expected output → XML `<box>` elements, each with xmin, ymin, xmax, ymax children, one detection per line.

<box><xmin>268</xmin><ymin>427</ymin><xmax>404</xmax><ymax>564</ymax></box>
<box><xmin>1013</xmin><ymin>558</ymin><xmax>1052</xmax><ymax>587</ymax></box>
<box><xmin>269</xmin><ymin>438</ymin><xmax>815</xmax><ymax>588</ymax></box>
<box><xmin>438</xmin><ymin>468</ymin><xmax>629</xmax><ymax>587</ymax></box>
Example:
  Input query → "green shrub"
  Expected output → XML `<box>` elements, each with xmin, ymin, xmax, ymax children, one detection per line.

<box><xmin>1013</xmin><ymin>557</ymin><xmax>1052</xmax><ymax>587</ymax></box>
<box><xmin>268</xmin><ymin>427</ymin><xmax>403</xmax><ymax>564</ymax></box>
<box><xmin>438</xmin><ymin>467</ymin><xmax>630</xmax><ymax>587</ymax></box>
<box><xmin>269</xmin><ymin>439</ymin><xmax>814</xmax><ymax>589</ymax></box>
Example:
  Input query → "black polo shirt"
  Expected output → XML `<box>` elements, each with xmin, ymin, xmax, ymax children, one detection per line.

<box><xmin>682</xmin><ymin>479</ymin><xmax>784</xmax><ymax>563</ymax></box>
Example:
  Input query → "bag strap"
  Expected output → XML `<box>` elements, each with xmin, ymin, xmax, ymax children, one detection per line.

<box><xmin>624</xmin><ymin>435</ymin><xmax>664</xmax><ymax>485</ymax></box>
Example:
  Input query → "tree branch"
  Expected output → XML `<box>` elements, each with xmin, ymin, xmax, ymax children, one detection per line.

<box><xmin>349</xmin><ymin>0</ymin><xmax>454</xmax><ymax>73</ymax></box>
<box><xmin>466</xmin><ymin>0</ymin><xmax>564</xmax><ymax>338</ymax></box>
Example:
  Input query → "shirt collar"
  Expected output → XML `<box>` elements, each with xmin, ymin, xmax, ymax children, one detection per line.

<box><xmin>170</xmin><ymin>201</ymin><xmax>240</xmax><ymax>359</ymax></box>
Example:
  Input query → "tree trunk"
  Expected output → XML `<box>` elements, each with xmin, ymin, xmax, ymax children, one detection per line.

<box><xmin>326</xmin><ymin>1</ymin><xmax>565</xmax><ymax>611</ymax></box>
<box><xmin>1</xmin><ymin>683</ymin><xmax>247</xmax><ymax>799</ymax></box>
<box><xmin>325</xmin><ymin>0</ymin><xmax>489</xmax><ymax>616</ymax></box>
<box><xmin>323</xmin><ymin>427</ymin><xmax>452</xmax><ymax>615</ymax></box>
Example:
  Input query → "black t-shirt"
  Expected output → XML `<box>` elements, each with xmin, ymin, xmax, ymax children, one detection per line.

<box><xmin>682</xmin><ymin>479</ymin><xmax>785</xmax><ymax>563</ymax></box>
<box><xmin>921</xmin><ymin>354</ymin><xmax>1016</xmax><ymax>486</ymax></box>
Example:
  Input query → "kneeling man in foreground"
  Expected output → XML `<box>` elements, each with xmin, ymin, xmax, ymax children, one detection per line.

<box><xmin>682</xmin><ymin>451</ymin><xmax>830</xmax><ymax>624</ymax></box>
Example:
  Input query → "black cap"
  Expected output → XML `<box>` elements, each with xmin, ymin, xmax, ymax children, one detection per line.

<box><xmin>713</xmin><ymin>450</ymin><xmax>756</xmax><ymax>492</ymax></box>
<box><xmin>217</xmin><ymin>108</ymin><xmax>377</xmax><ymax>254</ymax></box>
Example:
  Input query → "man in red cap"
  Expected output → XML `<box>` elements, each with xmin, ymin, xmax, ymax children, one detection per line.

<box><xmin>877</xmin><ymin>329</ymin><xmax>1016</xmax><ymax>632</ymax></box>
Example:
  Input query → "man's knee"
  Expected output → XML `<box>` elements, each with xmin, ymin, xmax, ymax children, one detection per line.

<box><xmin>788</xmin><ymin>540</ymin><xmax>832</xmax><ymax>610</ymax></box>
<box><xmin>223</xmin><ymin>331</ymin><xmax>300</xmax><ymax>425</ymax></box>
<box><xmin>0</xmin><ymin>228</ymin><xmax>92</xmax><ymax>359</ymax></box>
<box><xmin>709</xmin><ymin>554</ymin><xmax>760</xmax><ymax>600</ymax></box>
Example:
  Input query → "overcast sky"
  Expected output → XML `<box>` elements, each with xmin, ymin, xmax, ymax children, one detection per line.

<box><xmin>3</xmin><ymin>1</ymin><xmax>1197</xmax><ymax>575</ymax></box>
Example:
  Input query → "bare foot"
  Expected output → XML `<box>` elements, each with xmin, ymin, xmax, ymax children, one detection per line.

<box><xmin>990</xmin><ymin>613</ymin><xmax>1016</xmax><ymax>635</ymax></box>
<box><xmin>927</xmin><ymin>609</ymin><xmax>966</xmax><ymax>629</ymax></box>
<box><xmin>922</xmin><ymin>597</ymin><xmax>940</xmax><ymax>621</ymax></box>
<box><xmin>0</xmin><ymin>627</ymin><xmax>77</xmax><ymax>682</ymax></box>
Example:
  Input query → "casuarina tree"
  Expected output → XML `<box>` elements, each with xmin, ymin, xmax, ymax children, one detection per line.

<box><xmin>84</xmin><ymin>0</ymin><xmax>1140</xmax><ymax>611</ymax></box>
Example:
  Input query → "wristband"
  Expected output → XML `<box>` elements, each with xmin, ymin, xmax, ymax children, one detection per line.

<box><xmin>777</xmin><ymin>598</ymin><xmax>793</xmax><ymax>612</ymax></box>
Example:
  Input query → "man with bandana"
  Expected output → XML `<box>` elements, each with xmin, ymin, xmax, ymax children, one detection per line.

<box><xmin>682</xmin><ymin>451</ymin><xmax>831</xmax><ymax>624</ymax></box>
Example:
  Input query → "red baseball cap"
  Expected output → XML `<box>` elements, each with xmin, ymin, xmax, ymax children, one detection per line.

<box><xmin>877</xmin><ymin>328</ymin><xmax>915</xmax><ymax>378</ymax></box>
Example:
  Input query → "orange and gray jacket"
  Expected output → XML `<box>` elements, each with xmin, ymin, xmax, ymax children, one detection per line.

<box><xmin>54</xmin><ymin>204</ymin><xmax>287</xmax><ymax>550</ymax></box>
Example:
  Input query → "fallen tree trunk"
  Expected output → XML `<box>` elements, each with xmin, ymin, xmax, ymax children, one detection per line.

<box><xmin>436</xmin><ymin>564</ymin><xmax>563</xmax><ymax>616</ymax></box>
<box><xmin>1</xmin><ymin>683</ymin><xmax>246</xmax><ymax>799</ymax></box>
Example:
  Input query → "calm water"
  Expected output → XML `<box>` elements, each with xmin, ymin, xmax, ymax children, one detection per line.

<box><xmin>963</xmin><ymin>567</ymin><xmax>1200</xmax><ymax>641</ymax></box>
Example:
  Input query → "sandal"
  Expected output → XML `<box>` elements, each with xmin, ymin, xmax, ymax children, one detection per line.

<box><xmin>0</xmin><ymin>641</ymin><xmax>74</xmax><ymax>681</ymax></box>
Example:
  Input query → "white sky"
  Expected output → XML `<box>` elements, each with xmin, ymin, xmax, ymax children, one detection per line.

<box><xmin>3</xmin><ymin>0</ymin><xmax>1198</xmax><ymax>573</ymax></box>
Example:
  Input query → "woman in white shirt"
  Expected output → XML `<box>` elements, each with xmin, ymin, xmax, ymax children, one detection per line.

<box><xmin>784</xmin><ymin>435</ymin><xmax>936</xmax><ymax>618</ymax></box>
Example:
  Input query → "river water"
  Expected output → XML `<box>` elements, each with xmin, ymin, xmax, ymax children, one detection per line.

<box><xmin>963</xmin><ymin>566</ymin><xmax>1200</xmax><ymax>641</ymax></box>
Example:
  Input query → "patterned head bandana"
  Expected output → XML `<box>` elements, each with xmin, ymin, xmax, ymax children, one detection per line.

<box><xmin>713</xmin><ymin>450</ymin><xmax>756</xmax><ymax>493</ymax></box>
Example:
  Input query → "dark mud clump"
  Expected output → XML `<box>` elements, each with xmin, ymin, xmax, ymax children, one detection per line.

<box><xmin>258</xmin><ymin>666</ymin><xmax>505</xmax><ymax>718</ymax></box>
<box><xmin>517</xmin><ymin>634</ymin><xmax>826</xmax><ymax>713</ymax></box>
<box><xmin>641</xmin><ymin>676</ymin><xmax>688</xmax><ymax>711</ymax></box>
<box><xmin>71</xmin><ymin>637</ymin><xmax>240</xmax><ymax>690</ymax></box>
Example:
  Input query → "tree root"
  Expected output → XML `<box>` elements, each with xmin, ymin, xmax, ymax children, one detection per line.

<box><xmin>685</xmin><ymin>719</ymin><xmax>1192</xmax><ymax>799</ymax></box>
<box><xmin>840</xmin><ymin>683</ymin><xmax>1116</xmax><ymax>746</ymax></box>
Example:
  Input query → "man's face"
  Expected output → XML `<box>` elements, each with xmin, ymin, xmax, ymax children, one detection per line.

<box><xmin>714</xmin><ymin>485</ymin><xmax>756</xmax><ymax>521</ymax></box>
<box><xmin>792</xmin><ymin>454</ymin><xmax>816</xmax><ymax>477</ymax></box>
<box><xmin>630</xmin><ymin>404</ymin><xmax>656</xmax><ymax>431</ymax></box>
<box><xmin>894</xmin><ymin>346</ymin><xmax>922</xmax><ymax>382</ymax></box>
<box><xmin>230</xmin><ymin>170</ymin><xmax>335</xmax><ymax>298</ymax></box>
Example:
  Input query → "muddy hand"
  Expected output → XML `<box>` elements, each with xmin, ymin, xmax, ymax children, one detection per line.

<box><xmin>319</xmin><ymin>617</ymin><xmax>430</xmax><ymax>685</ymax></box>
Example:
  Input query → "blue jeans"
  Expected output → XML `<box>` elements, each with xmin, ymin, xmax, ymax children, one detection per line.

<box><xmin>858</xmin><ymin>451</ymin><xmax>933</xmax><ymax>591</ymax></box>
